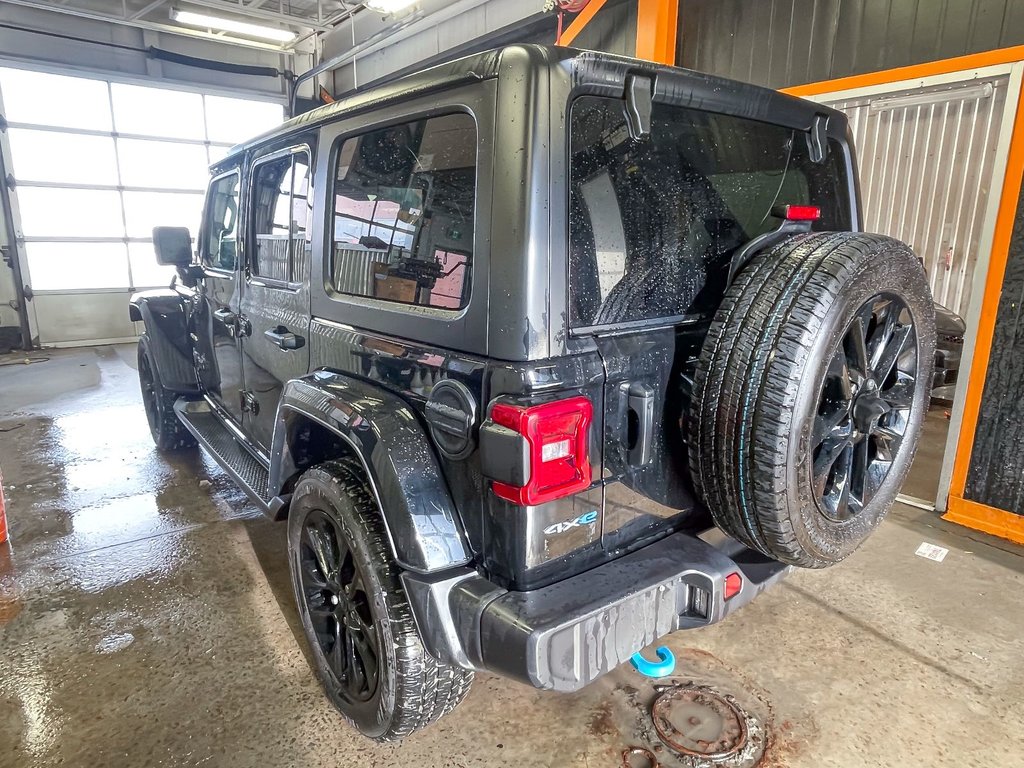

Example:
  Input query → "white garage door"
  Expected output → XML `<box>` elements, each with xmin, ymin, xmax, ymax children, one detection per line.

<box><xmin>0</xmin><ymin>66</ymin><xmax>284</xmax><ymax>346</ymax></box>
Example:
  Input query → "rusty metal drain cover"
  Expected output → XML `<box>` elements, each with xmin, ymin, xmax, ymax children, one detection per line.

<box><xmin>651</xmin><ymin>686</ymin><xmax>747</xmax><ymax>760</ymax></box>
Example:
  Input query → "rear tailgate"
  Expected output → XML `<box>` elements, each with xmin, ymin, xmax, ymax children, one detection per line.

<box><xmin>568</xmin><ymin>94</ymin><xmax>854</xmax><ymax>553</ymax></box>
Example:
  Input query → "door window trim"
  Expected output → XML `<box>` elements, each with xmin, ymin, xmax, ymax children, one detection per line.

<box><xmin>200</xmin><ymin>167</ymin><xmax>241</xmax><ymax>279</ymax></box>
<box><xmin>246</xmin><ymin>142</ymin><xmax>313</xmax><ymax>292</ymax></box>
<box><xmin>323</xmin><ymin>106</ymin><xmax>479</xmax><ymax>319</ymax></box>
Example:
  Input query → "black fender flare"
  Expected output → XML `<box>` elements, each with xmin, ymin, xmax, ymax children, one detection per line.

<box><xmin>129</xmin><ymin>289</ymin><xmax>199</xmax><ymax>394</ymax></box>
<box><xmin>270</xmin><ymin>372</ymin><xmax>472</xmax><ymax>574</ymax></box>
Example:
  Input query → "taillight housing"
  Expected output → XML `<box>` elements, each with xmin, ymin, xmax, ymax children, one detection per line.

<box><xmin>489</xmin><ymin>397</ymin><xmax>593</xmax><ymax>506</ymax></box>
<box><xmin>776</xmin><ymin>204</ymin><xmax>821</xmax><ymax>221</ymax></box>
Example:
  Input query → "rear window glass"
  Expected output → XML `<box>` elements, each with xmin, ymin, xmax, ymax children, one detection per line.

<box><xmin>330</xmin><ymin>112</ymin><xmax>476</xmax><ymax>311</ymax></box>
<box><xmin>569</xmin><ymin>96</ymin><xmax>851</xmax><ymax>328</ymax></box>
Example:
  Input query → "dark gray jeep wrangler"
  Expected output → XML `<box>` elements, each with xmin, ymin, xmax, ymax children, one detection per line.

<box><xmin>131</xmin><ymin>45</ymin><xmax>935</xmax><ymax>740</ymax></box>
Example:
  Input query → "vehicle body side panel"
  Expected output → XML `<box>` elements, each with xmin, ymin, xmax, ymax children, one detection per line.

<box><xmin>307</xmin><ymin>80</ymin><xmax>495</xmax><ymax>357</ymax></box>
<box><xmin>240</xmin><ymin>137</ymin><xmax>318</xmax><ymax>454</ymax></box>
<box><xmin>480</xmin><ymin>349</ymin><xmax>607</xmax><ymax>590</ymax></box>
<box><xmin>487</xmin><ymin>45</ymin><xmax>554</xmax><ymax>362</ymax></box>
<box><xmin>129</xmin><ymin>289</ymin><xmax>200</xmax><ymax>394</ymax></box>
<box><xmin>271</xmin><ymin>366</ymin><xmax>472</xmax><ymax>574</ymax></box>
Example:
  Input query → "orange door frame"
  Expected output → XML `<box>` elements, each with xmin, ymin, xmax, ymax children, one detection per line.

<box><xmin>636</xmin><ymin>0</ymin><xmax>679</xmax><ymax>65</ymax></box>
<box><xmin>783</xmin><ymin>47</ymin><xmax>1024</xmax><ymax>544</ymax></box>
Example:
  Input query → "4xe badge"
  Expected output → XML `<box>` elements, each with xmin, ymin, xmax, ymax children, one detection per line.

<box><xmin>543</xmin><ymin>510</ymin><xmax>598</xmax><ymax>536</ymax></box>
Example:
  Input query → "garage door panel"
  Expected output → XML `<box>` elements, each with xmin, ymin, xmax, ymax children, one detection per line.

<box><xmin>117</xmin><ymin>140</ymin><xmax>210</xmax><ymax>190</ymax></box>
<box><xmin>0</xmin><ymin>67</ymin><xmax>111</xmax><ymax>131</ymax></box>
<box><xmin>34</xmin><ymin>292</ymin><xmax>136</xmax><ymax>346</ymax></box>
<box><xmin>110</xmin><ymin>83</ymin><xmax>206</xmax><ymax>140</ymax></box>
<box><xmin>16</xmin><ymin>188</ymin><xmax>124</xmax><ymax>238</ymax></box>
<box><xmin>24</xmin><ymin>242</ymin><xmax>130</xmax><ymax>291</ymax></box>
<box><xmin>0</xmin><ymin>66</ymin><xmax>284</xmax><ymax>346</ymax></box>
<box><xmin>7</xmin><ymin>130</ymin><xmax>119</xmax><ymax>186</ymax></box>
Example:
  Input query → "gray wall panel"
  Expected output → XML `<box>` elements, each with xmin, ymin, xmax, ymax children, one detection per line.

<box><xmin>572</xmin><ymin>0</ymin><xmax>637</xmax><ymax>57</ymax></box>
<box><xmin>679</xmin><ymin>0</ymin><xmax>1024</xmax><ymax>88</ymax></box>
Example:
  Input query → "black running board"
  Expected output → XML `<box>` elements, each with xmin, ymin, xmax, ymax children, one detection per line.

<box><xmin>174</xmin><ymin>399</ymin><xmax>279</xmax><ymax>515</ymax></box>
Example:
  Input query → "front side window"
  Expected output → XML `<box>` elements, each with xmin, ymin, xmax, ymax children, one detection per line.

<box><xmin>251</xmin><ymin>150</ymin><xmax>312</xmax><ymax>283</ymax></box>
<box><xmin>202</xmin><ymin>172</ymin><xmax>240</xmax><ymax>271</ymax></box>
<box><xmin>568</xmin><ymin>96</ymin><xmax>851</xmax><ymax>328</ymax></box>
<box><xmin>330</xmin><ymin>112</ymin><xmax>476</xmax><ymax>311</ymax></box>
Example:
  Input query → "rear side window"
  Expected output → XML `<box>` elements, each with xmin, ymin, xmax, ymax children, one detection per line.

<box><xmin>251</xmin><ymin>150</ymin><xmax>312</xmax><ymax>283</ymax></box>
<box><xmin>202</xmin><ymin>171</ymin><xmax>239</xmax><ymax>272</ymax></box>
<box><xmin>568</xmin><ymin>96</ymin><xmax>851</xmax><ymax>328</ymax></box>
<box><xmin>329</xmin><ymin>113</ymin><xmax>476</xmax><ymax>311</ymax></box>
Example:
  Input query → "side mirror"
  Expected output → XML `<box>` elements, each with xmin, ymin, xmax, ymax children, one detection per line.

<box><xmin>153</xmin><ymin>226</ymin><xmax>193</xmax><ymax>267</ymax></box>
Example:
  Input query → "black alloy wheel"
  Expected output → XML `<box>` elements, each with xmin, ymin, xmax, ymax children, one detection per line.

<box><xmin>137</xmin><ymin>334</ymin><xmax>196</xmax><ymax>452</ymax></box>
<box><xmin>298</xmin><ymin>509</ymin><xmax>379</xmax><ymax>703</ymax></box>
<box><xmin>139</xmin><ymin>349</ymin><xmax>160</xmax><ymax>436</ymax></box>
<box><xmin>812</xmin><ymin>293</ymin><xmax>919</xmax><ymax>522</ymax></box>
<box><xmin>288</xmin><ymin>460</ymin><xmax>474</xmax><ymax>740</ymax></box>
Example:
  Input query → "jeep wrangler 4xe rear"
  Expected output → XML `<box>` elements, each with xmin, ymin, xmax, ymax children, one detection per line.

<box><xmin>131</xmin><ymin>45</ymin><xmax>935</xmax><ymax>741</ymax></box>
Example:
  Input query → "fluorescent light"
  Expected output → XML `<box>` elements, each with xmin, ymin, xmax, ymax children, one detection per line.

<box><xmin>363</xmin><ymin>0</ymin><xmax>418</xmax><ymax>13</ymax></box>
<box><xmin>171</xmin><ymin>9</ymin><xmax>296</xmax><ymax>42</ymax></box>
<box><xmin>869</xmin><ymin>82</ymin><xmax>994</xmax><ymax>113</ymax></box>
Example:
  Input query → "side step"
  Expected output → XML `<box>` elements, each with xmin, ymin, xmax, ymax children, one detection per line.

<box><xmin>174</xmin><ymin>399</ymin><xmax>274</xmax><ymax>514</ymax></box>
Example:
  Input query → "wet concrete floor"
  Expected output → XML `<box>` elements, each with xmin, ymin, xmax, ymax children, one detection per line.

<box><xmin>1</xmin><ymin>345</ymin><xmax>1022</xmax><ymax>768</ymax></box>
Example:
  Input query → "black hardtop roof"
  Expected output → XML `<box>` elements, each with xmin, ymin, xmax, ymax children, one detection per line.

<box><xmin>213</xmin><ymin>43</ymin><xmax>843</xmax><ymax>170</ymax></box>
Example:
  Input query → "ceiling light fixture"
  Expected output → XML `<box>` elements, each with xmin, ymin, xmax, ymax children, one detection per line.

<box><xmin>171</xmin><ymin>9</ymin><xmax>296</xmax><ymax>42</ymax></box>
<box><xmin>363</xmin><ymin>0</ymin><xmax>418</xmax><ymax>14</ymax></box>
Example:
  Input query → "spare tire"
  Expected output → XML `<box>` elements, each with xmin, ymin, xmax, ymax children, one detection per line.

<box><xmin>689</xmin><ymin>232</ymin><xmax>935</xmax><ymax>567</ymax></box>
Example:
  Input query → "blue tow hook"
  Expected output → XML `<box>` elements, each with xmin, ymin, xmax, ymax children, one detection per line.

<box><xmin>629</xmin><ymin>646</ymin><xmax>676</xmax><ymax>678</ymax></box>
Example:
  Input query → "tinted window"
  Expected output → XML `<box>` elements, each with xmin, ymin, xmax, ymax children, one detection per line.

<box><xmin>251</xmin><ymin>151</ymin><xmax>312</xmax><ymax>283</ymax></box>
<box><xmin>569</xmin><ymin>96</ymin><xmax>851</xmax><ymax>328</ymax></box>
<box><xmin>330</xmin><ymin>113</ymin><xmax>475</xmax><ymax>311</ymax></box>
<box><xmin>202</xmin><ymin>172</ymin><xmax>240</xmax><ymax>272</ymax></box>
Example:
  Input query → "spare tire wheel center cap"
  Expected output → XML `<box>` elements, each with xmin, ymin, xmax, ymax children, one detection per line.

<box><xmin>852</xmin><ymin>378</ymin><xmax>890</xmax><ymax>436</ymax></box>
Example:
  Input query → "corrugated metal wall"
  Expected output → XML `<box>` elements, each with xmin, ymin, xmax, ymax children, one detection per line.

<box><xmin>332</xmin><ymin>247</ymin><xmax>376</xmax><ymax>296</ymax></box>
<box><xmin>678</xmin><ymin>0</ymin><xmax>1024</xmax><ymax>88</ymax></box>
<box><xmin>819</xmin><ymin>75</ymin><xmax>1010</xmax><ymax>316</ymax></box>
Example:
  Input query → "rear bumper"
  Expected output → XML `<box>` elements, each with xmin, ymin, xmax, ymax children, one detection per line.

<box><xmin>402</xmin><ymin>529</ymin><xmax>789</xmax><ymax>692</ymax></box>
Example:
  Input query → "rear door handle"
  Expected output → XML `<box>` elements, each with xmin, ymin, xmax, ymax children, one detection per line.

<box><xmin>264</xmin><ymin>325</ymin><xmax>305</xmax><ymax>350</ymax></box>
<box><xmin>626</xmin><ymin>382</ymin><xmax>655</xmax><ymax>466</ymax></box>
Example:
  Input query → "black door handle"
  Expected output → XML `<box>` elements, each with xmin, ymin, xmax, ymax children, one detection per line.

<box><xmin>264</xmin><ymin>325</ymin><xmax>305</xmax><ymax>350</ymax></box>
<box><xmin>626</xmin><ymin>382</ymin><xmax>655</xmax><ymax>466</ymax></box>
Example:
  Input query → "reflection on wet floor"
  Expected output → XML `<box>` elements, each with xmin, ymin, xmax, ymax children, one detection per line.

<box><xmin>1</xmin><ymin>345</ymin><xmax>1023</xmax><ymax>768</ymax></box>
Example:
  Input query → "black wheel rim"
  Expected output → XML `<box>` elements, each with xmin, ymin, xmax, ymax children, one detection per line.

<box><xmin>299</xmin><ymin>511</ymin><xmax>380</xmax><ymax>702</ymax></box>
<box><xmin>811</xmin><ymin>293</ymin><xmax>919</xmax><ymax>522</ymax></box>
<box><xmin>139</xmin><ymin>353</ymin><xmax>159</xmax><ymax>434</ymax></box>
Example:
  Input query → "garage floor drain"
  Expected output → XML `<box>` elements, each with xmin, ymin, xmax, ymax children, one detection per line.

<box><xmin>651</xmin><ymin>686</ymin><xmax>747</xmax><ymax>760</ymax></box>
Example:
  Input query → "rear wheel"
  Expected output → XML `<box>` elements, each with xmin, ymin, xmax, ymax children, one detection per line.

<box><xmin>138</xmin><ymin>335</ymin><xmax>196</xmax><ymax>452</ymax></box>
<box><xmin>288</xmin><ymin>460</ymin><xmax>473</xmax><ymax>741</ymax></box>
<box><xmin>689</xmin><ymin>233</ymin><xmax>935</xmax><ymax>567</ymax></box>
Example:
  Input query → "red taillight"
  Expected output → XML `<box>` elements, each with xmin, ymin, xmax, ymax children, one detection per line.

<box><xmin>779</xmin><ymin>204</ymin><xmax>821</xmax><ymax>221</ymax></box>
<box><xmin>724</xmin><ymin>572</ymin><xmax>743</xmax><ymax>600</ymax></box>
<box><xmin>490</xmin><ymin>397</ymin><xmax>593</xmax><ymax>506</ymax></box>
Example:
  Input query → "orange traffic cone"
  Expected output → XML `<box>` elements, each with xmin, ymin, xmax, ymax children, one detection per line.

<box><xmin>0</xmin><ymin>465</ymin><xmax>18</xmax><ymax>625</ymax></box>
